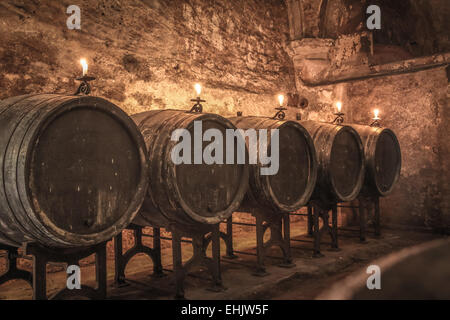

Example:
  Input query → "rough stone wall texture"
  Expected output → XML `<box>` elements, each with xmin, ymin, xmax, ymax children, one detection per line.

<box><xmin>289</xmin><ymin>0</ymin><xmax>450</xmax><ymax>58</ymax></box>
<box><xmin>349</xmin><ymin>69</ymin><xmax>449</xmax><ymax>230</ymax></box>
<box><xmin>0</xmin><ymin>0</ymin><xmax>449</xmax><ymax>233</ymax></box>
<box><xmin>287</xmin><ymin>57</ymin><xmax>449</xmax><ymax>231</ymax></box>
<box><xmin>0</xmin><ymin>0</ymin><xmax>295</xmax><ymax>117</ymax></box>
<box><xmin>285</xmin><ymin>0</ymin><xmax>450</xmax><ymax>231</ymax></box>
<box><xmin>0</xmin><ymin>0</ymin><xmax>301</xmax><ymax>269</ymax></box>
<box><xmin>438</xmin><ymin>70</ymin><xmax>450</xmax><ymax>228</ymax></box>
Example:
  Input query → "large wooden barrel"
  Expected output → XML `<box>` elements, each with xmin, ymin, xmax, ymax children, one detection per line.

<box><xmin>132</xmin><ymin>110</ymin><xmax>249</xmax><ymax>227</ymax></box>
<box><xmin>351</xmin><ymin>124</ymin><xmax>401</xmax><ymax>197</ymax></box>
<box><xmin>0</xmin><ymin>94</ymin><xmax>148</xmax><ymax>248</ymax></box>
<box><xmin>228</xmin><ymin>116</ymin><xmax>317</xmax><ymax>213</ymax></box>
<box><xmin>300</xmin><ymin>121</ymin><xmax>365</xmax><ymax>203</ymax></box>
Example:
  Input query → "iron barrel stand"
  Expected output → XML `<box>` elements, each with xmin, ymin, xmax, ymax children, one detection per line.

<box><xmin>25</xmin><ymin>242</ymin><xmax>108</xmax><ymax>300</ymax></box>
<box><xmin>288</xmin><ymin>205</ymin><xmax>314</xmax><ymax>237</ymax></box>
<box><xmin>314</xmin><ymin>202</ymin><xmax>339</xmax><ymax>256</ymax></box>
<box><xmin>0</xmin><ymin>241</ymin><xmax>108</xmax><ymax>300</ymax></box>
<box><xmin>359</xmin><ymin>196</ymin><xmax>381</xmax><ymax>239</ymax></box>
<box><xmin>114</xmin><ymin>224</ymin><xmax>164</xmax><ymax>287</ymax></box>
<box><xmin>296</xmin><ymin>202</ymin><xmax>339</xmax><ymax>258</ymax></box>
<box><xmin>219</xmin><ymin>208</ymin><xmax>295</xmax><ymax>276</ymax></box>
<box><xmin>114</xmin><ymin>223</ymin><xmax>224</xmax><ymax>299</ymax></box>
<box><xmin>344</xmin><ymin>196</ymin><xmax>381</xmax><ymax>242</ymax></box>
<box><xmin>172</xmin><ymin>223</ymin><xmax>224</xmax><ymax>299</ymax></box>
<box><xmin>0</xmin><ymin>244</ymin><xmax>33</xmax><ymax>288</ymax></box>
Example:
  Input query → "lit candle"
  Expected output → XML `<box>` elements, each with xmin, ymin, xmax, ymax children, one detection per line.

<box><xmin>190</xmin><ymin>84</ymin><xmax>206</xmax><ymax>113</ymax></box>
<box><xmin>332</xmin><ymin>101</ymin><xmax>345</xmax><ymax>124</ymax></box>
<box><xmin>80</xmin><ymin>58</ymin><xmax>88</xmax><ymax>77</ymax></box>
<box><xmin>194</xmin><ymin>83</ymin><xmax>202</xmax><ymax>97</ymax></box>
<box><xmin>373</xmin><ymin>108</ymin><xmax>380</xmax><ymax>120</ymax></box>
<box><xmin>278</xmin><ymin>94</ymin><xmax>285</xmax><ymax>107</ymax></box>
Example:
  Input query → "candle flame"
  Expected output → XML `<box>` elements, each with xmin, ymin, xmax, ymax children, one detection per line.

<box><xmin>278</xmin><ymin>94</ymin><xmax>284</xmax><ymax>107</ymax></box>
<box><xmin>80</xmin><ymin>58</ymin><xmax>88</xmax><ymax>76</ymax></box>
<box><xmin>373</xmin><ymin>108</ymin><xmax>380</xmax><ymax>119</ymax></box>
<box><xmin>336</xmin><ymin>101</ymin><xmax>342</xmax><ymax>113</ymax></box>
<box><xmin>194</xmin><ymin>83</ymin><xmax>202</xmax><ymax>96</ymax></box>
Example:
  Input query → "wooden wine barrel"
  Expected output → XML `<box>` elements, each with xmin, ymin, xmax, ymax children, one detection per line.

<box><xmin>132</xmin><ymin>110</ymin><xmax>249</xmax><ymax>227</ymax></box>
<box><xmin>351</xmin><ymin>124</ymin><xmax>401</xmax><ymax>197</ymax></box>
<box><xmin>300</xmin><ymin>121</ymin><xmax>365</xmax><ymax>203</ymax></box>
<box><xmin>0</xmin><ymin>94</ymin><xmax>148</xmax><ymax>248</ymax></box>
<box><xmin>228</xmin><ymin>116</ymin><xmax>317</xmax><ymax>213</ymax></box>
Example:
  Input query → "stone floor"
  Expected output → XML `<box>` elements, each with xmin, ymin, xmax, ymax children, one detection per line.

<box><xmin>0</xmin><ymin>219</ymin><xmax>444</xmax><ymax>300</ymax></box>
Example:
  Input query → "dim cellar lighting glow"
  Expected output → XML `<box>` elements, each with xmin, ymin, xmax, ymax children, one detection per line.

<box><xmin>336</xmin><ymin>101</ymin><xmax>342</xmax><ymax>113</ymax></box>
<box><xmin>80</xmin><ymin>58</ymin><xmax>88</xmax><ymax>76</ymax></box>
<box><xmin>194</xmin><ymin>83</ymin><xmax>202</xmax><ymax>96</ymax></box>
<box><xmin>373</xmin><ymin>108</ymin><xmax>380</xmax><ymax>120</ymax></box>
<box><xmin>278</xmin><ymin>94</ymin><xmax>284</xmax><ymax>106</ymax></box>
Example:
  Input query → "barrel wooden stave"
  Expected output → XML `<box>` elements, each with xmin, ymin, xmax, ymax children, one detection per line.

<box><xmin>132</xmin><ymin>110</ymin><xmax>249</xmax><ymax>227</ymax></box>
<box><xmin>351</xmin><ymin>124</ymin><xmax>401</xmax><ymax>197</ymax></box>
<box><xmin>0</xmin><ymin>94</ymin><xmax>148</xmax><ymax>248</ymax></box>
<box><xmin>300</xmin><ymin>121</ymin><xmax>365</xmax><ymax>203</ymax></box>
<box><xmin>228</xmin><ymin>116</ymin><xmax>317</xmax><ymax>213</ymax></box>
<box><xmin>1</xmin><ymin>95</ymin><xmax>73</xmax><ymax>247</ymax></box>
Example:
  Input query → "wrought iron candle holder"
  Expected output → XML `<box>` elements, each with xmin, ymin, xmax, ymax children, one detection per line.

<box><xmin>370</xmin><ymin>118</ymin><xmax>381</xmax><ymax>127</ymax></box>
<box><xmin>332</xmin><ymin>111</ymin><xmax>345</xmax><ymax>125</ymax></box>
<box><xmin>189</xmin><ymin>96</ymin><xmax>206</xmax><ymax>113</ymax></box>
<box><xmin>74</xmin><ymin>75</ymin><xmax>96</xmax><ymax>96</ymax></box>
<box><xmin>370</xmin><ymin>110</ymin><xmax>382</xmax><ymax>127</ymax></box>
<box><xmin>273</xmin><ymin>106</ymin><xmax>287</xmax><ymax>120</ymax></box>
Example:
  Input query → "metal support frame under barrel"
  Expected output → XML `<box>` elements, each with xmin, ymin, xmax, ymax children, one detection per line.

<box><xmin>171</xmin><ymin>223</ymin><xmax>224</xmax><ymax>299</ymax></box>
<box><xmin>288</xmin><ymin>202</ymin><xmax>339</xmax><ymax>258</ymax></box>
<box><xmin>114</xmin><ymin>223</ymin><xmax>224</xmax><ymax>299</ymax></box>
<box><xmin>287</xmin><ymin>202</ymin><xmax>343</xmax><ymax>258</ymax></box>
<box><xmin>216</xmin><ymin>208</ymin><xmax>294</xmax><ymax>276</ymax></box>
<box><xmin>0</xmin><ymin>241</ymin><xmax>107</xmax><ymax>300</ymax></box>
<box><xmin>114</xmin><ymin>223</ymin><xmax>164</xmax><ymax>287</ymax></box>
<box><xmin>338</xmin><ymin>196</ymin><xmax>381</xmax><ymax>242</ymax></box>
<box><xmin>0</xmin><ymin>244</ymin><xmax>32</xmax><ymax>288</ymax></box>
<box><xmin>298</xmin><ymin>195</ymin><xmax>381</xmax><ymax>247</ymax></box>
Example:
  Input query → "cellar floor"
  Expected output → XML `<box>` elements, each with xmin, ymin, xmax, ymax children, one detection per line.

<box><xmin>0</xmin><ymin>222</ymin><xmax>444</xmax><ymax>300</ymax></box>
